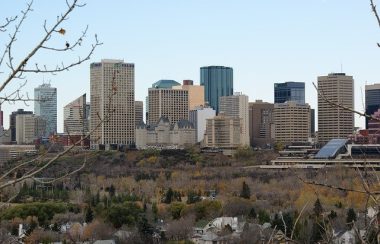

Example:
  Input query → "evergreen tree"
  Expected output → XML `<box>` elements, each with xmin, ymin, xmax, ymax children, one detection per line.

<box><xmin>240</xmin><ymin>181</ymin><xmax>251</xmax><ymax>199</ymax></box>
<box><xmin>164</xmin><ymin>188</ymin><xmax>174</xmax><ymax>204</ymax></box>
<box><xmin>248</xmin><ymin>207</ymin><xmax>257</xmax><ymax>219</ymax></box>
<box><xmin>313</xmin><ymin>198</ymin><xmax>323</xmax><ymax>217</ymax></box>
<box><xmin>109</xmin><ymin>184</ymin><xmax>116</xmax><ymax>198</ymax></box>
<box><xmin>152</xmin><ymin>202</ymin><xmax>158</xmax><ymax>221</ymax></box>
<box><xmin>346</xmin><ymin>208</ymin><xmax>357</xmax><ymax>226</ymax></box>
<box><xmin>85</xmin><ymin>207</ymin><xmax>94</xmax><ymax>223</ymax></box>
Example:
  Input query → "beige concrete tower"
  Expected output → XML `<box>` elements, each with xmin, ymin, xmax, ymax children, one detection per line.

<box><xmin>135</xmin><ymin>101</ymin><xmax>144</xmax><ymax>125</ymax></box>
<box><xmin>63</xmin><ymin>94</ymin><xmax>88</xmax><ymax>135</ymax></box>
<box><xmin>219</xmin><ymin>92</ymin><xmax>250</xmax><ymax>146</ymax></box>
<box><xmin>249</xmin><ymin>100</ymin><xmax>274</xmax><ymax>147</ymax></box>
<box><xmin>317</xmin><ymin>73</ymin><xmax>354</xmax><ymax>145</ymax></box>
<box><xmin>90</xmin><ymin>59</ymin><xmax>135</xmax><ymax>149</ymax></box>
<box><xmin>173</xmin><ymin>80</ymin><xmax>204</xmax><ymax>110</ymax></box>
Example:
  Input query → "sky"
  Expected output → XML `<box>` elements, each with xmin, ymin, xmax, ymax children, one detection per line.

<box><xmin>1</xmin><ymin>0</ymin><xmax>380</xmax><ymax>132</ymax></box>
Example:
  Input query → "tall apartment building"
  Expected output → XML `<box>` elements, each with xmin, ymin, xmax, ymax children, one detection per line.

<box><xmin>90</xmin><ymin>59</ymin><xmax>135</xmax><ymax>149</ymax></box>
<box><xmin>203</xmin><ymin>113</ymin><xmax>242</xmax><ymax>149</ymax></box>
<box><xmin>273</xmin><ymin>101</ymin><xmax>310</xmax><ymax>145</ymax></box>
<box><xmin>317</xmin><ymin>73</ymin><xmax>354</xmax><ymax>145</ymax></box>
<box><xmin>16</xmin><ymin>114</ymin><xmax>46</xmax><ymax>144</ymax></box>
<box><xmin>135</xmin><ymin>101</ymin><xmax>144</xmax><ymax>124</ymax></box>
<box><xmin>274</xmin><ymin>82</ymin><xmax>305</xmax><ymax>104</ymax></box>
<box><xmin>200</xmin><ymin>66</ymin><xmax>233</xmax><ymax>113</ymax></box>
<box><xmin>34</xmin><ymin>83</ymin><xmax>57</xmax><ymax>136</ymax></box>
<box><xmin>189</xmin><ymin>106</ymin><xmax>216</xmax><ymax>142</ymax></box>
<box><xmin>148</xmin><ymin>80</ymin><xmax>189</xmax><ymax>125</ymax></box>
<box><xmin>248</xmin><ymin>100</ymin><xmax>274</xmax><ymax>148</ymax></box>
<box><xmin>9</xmin><ymin>109</ymin><xmax>33</xmax><ymax>143</ymax></box>
<box><xmin>365</xmin><ymin>83</ymin><xmax>380</xmax><ymax>130</ymax></box>
<box><xmin>219</xmin><ymin>92</ymin><xmax>250</xmax><ymax>146</ymax></box>
<box><xmin>173</xmin><ymin>80</ymin><xmax>204</xmax><ymax>110</ymax></box>
<box><xmin>63</xmin><ymin>94</ymin><xmax>88</xmax><ymax>135</ymax></box>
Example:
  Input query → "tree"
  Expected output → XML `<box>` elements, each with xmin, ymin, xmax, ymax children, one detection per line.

<box><xmin>346</xmin><ymin>208</ymin><xmax>356</xmax><ymax>226</ymax></box>
<box><xmin>0</xmin><ymin>0</ymin><xmax>104</xmax><ymax>204</ymax></box>
<box><xmin>84</xmin><ymin>207</ymin><xmax>94</xmax><ymax>223</ymax></box>
<box><xmin>163</xmin><ymin>188</ymin><xmax>174</xmax><ymax>204</ymax></box>
<box><xmin>313</xmin><ymin>198</ymin><xmax>323</xmax><ymax>217</ymax></box>
<box><xmin>240</xmin><ymin>181</ymin><xmax>251</xmax><ymax>199</ymax></box>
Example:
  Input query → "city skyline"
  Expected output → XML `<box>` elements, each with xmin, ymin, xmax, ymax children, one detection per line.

<box><xmin>2</xmin><ymin>1</ymin><xmax>380</xmax><ymax>131</ymax></box>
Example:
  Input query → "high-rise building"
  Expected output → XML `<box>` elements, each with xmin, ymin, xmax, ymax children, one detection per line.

<box><xmin>34</xmin><ymin>83</ymin><xmax>57</xmax><ymax>136</ymax></box>
<box><xmin>16</xmin><ymin>114</ymin><xmax>46</xmax><ymax>144</ymax></box>
<box><xmin>135</xmin><ymin>101</ymin><xmax>144</xmax><ymax>125</ymax></box>
<box><xmin>203</xmin><ymin>113</ymin><xmax>242</xmax><ymax>149</ymax></box>
<box><xmin>173</xmin><ymin>80</ymin><xmax>205</xmax><ymax>110</ymax></box>
<box><xmin>189</xmin><ymin>106</ymin><xmax>216</xmax><ymax>142</ymax></box>
<box><xmin>90</xmin><ymin>59</ymin><xmax>135</xmax><ymax>149</ymax></box>
<box><xmin>248</xmin><ymin>100</ymin><xmax>274</xmax><ymax>148</ymax></box>
<box><xmin>200</xmin><ymin>66</ymin><xmax>233</xmax><ymax>113</ymax></box>
<box><xmin>273</xmin><ymin>101</ymin><xmax>311</xmax><ymax>145</ymax></box>
<box><xmin>274</xmin><ymin>82</ymin><xmax>305</xmax><ymax>104</ymax></box>
<box><xmin>368</xmin><ymin>108</ymin><xmax>380</xmax><ymax>139</ymax></box>
<box><xmin>63</xmin><ymin>94</ymin><xmax>88</xmax><ymax>135</ymax></box>
<box><xmin>0</xmin><ymin>104</ymin><xmax>3</xmax><ymax>128</ymax></box>
<box><xmin>219</xmin><ymin>92</ymin><xmax>250</xmax><ymax>146</ymax></box>
<box><xmin>365</xmin><ymin>83</ymin><xmax>380</xmax><ymax>129</ymax></box>
<box><xmin>9</xmin><ymin>109</ymin><xmax>33</xmax><ymax>143</ymax></box>
<box><xmin>317</xmin><ymin>73</ymin><xmax>354</xmax><ymax>145</ymax></box>
<box><xmin>310</xmin><ymin>108</ymin><xmax>315</xmax><ymax>137</ymax></box>
<box><xmin>148</xmin><ymin>80</ymin><xmax>189</xmax><ymax>126</ymax></box>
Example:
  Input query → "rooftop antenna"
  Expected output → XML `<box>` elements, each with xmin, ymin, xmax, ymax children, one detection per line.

<box><xmin>340</xmin><ymin>62</ymin><xmax>343</xmax><ymax>73</ymax></box>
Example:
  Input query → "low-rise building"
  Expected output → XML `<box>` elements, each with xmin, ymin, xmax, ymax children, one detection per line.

<box><xmin>189</xmin><ymin>106</ymin><xmax>216</xmax><ymax>142</ymax></box>
<box><xmin>16</xmin><ymin>114</ymin><xmax>46</xmax><ymax>144</ymax></box>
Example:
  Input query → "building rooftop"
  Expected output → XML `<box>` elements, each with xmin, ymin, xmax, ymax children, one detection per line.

<box><xmin>315</xmin><ymin>139</ymin><xmax>348</xmax><ymax>159</ymax></box>
<box><xmin>152</xmin><ymin>80</ymin><xmax>181</xmax><ymax>89</ymax></box>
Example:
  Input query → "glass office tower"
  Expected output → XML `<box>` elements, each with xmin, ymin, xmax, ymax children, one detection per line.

<box><xmin>34</xmin><ymin>83</ymin><xmax>57</xmax><ymax>136</ymax></box>
<box><xmin>365</xmin><ymin>84</ymin><xmax>380</xmax><ymax>129</ymax></box>
<box><xmin>200</xmin><ymin>66</ymin><xmax>233</xmax><ymax>113</ymax></box>
<box><xmin>274</xmin><ymin>82</ymin><xmax>305</xmax><ymax>104</ymax></box>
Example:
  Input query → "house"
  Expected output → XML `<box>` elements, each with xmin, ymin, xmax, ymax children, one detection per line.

<box><xmin>333</xmin><ymin>229</ymin><xmax>365</xmax><ymax>244</ymax></box>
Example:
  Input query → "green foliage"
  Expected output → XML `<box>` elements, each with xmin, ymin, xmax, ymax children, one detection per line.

<box><xmin>106</xmin><ymin>202</ymin><xmax>142</xmax><ymax>228</ymax></box>
<box><xmin>187</xmin><ymin>190</ymin><xmax>201</xmax><ymax>204</ymax></box>
<box><xmin>274</xmin><ymin>141</ymin><xmax>284</xmax><ymax>152</ymax></box>
<box><xmin>271</xmin><ymin>212</ymin><xmax>294</xmax><ymax>237</ymax></box>
<box><xmin>170</xmin><ymin>202</ymin><xmax>186</xmax><ymax>220</ymax></box>
<box><xmin>152</xmin><ymin>202</ymin><xmax>158</xmax><ymax>220</ymax></box>
<box><xmin>313</xmin><ymin>198</ymin><xmax>323</xmax><ymax>217</ymax></box>
<box><xmin>234</xmin><ymin>146</ymin><xmax>255</xmax><ymax>160</ymax></box>
<box><xmin>14</xmin><ymin>182</ymin><xmax>69</xmax><ymax>203</ymax></box>
<box><xmin>240</xmin><ymin>181</ymin><xmax>251</xmax><ymax>199</ymax></box>
<box><xmin>0</xmin><ymin>202</ymin><xmax>69</xmax><ymax>226</ymax></box>
<box><xmin>85</xmin><ymin>207</ymin><xmax>94</xmax><ymax>223</ymax></box>
<box><xmin>163</xmin><ymin>188</ymin><xmax>181</xmax><ymax>204</ymax></box>
<box><xmin>248</xmin><ymin>207</ymin><xmax>257</xmax><ymax>219</ymax></box>
<box><xmin>258</xmin><ymin>209</ymin><xmax>270</xmax><ymax>224</ymax></box>
<box><xmin>194</xmin><ymin>200</ymin><xmax>222</xmax><ymax>221</ymax></box>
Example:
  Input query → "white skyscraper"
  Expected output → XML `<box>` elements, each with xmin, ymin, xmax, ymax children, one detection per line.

<box><xmin>90</xmin><ymin>59</ymin><xmax>135</xmax><ymax>149</ymax></box>
<box><xmin>189</xmin><ymin>106</ymin><xmax>216</xmax><ymax>142</ymax></box>
<box><xmin>34</xmin><ymin>83</ymin><xmax>57</xmax><ymax>136</ymax></box>
<box><xmin>219</xmin><ymin>92</ymin><xmax>250</xmax><ymax>146</ymax></box>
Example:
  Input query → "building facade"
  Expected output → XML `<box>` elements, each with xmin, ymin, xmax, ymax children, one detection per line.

<box><xmin>90</xmin><ymin>59</ymin><xmax>135</xmax><ymax>149</ymax></box>
<box><xmin>63</xmin><ymin>94</ymin><xmax>89</xmax><ymax>135</ymax></box>
<box><xmin>248</xmin><ymin>100</ymin><xmax>274</xmax><ymax>148</ymax></box>
<box><xmin>200</xmin><ymin>66</ymin><xmax>233</xmax><ymax>113</ymax></box>
<box><xmin>273</xmin><ymin>101</ymin><xmax>310</xmax><ymax>145</ymax></box>
<box><xmin>34</xmin><ymin>83</ymin><xmax>57</xmax><ymax>136</ymax></box>
<box><xmin>219</xmin><ymin>92</ymin><xmax>250</xmax><ymax>146</ymax></box>
<box><xmin>189</xmin><ymin>106</ymin><xmax>216</xmax><ymax>142</ymax></box>
<box><xmin>135</xmin><ymin>101</ymin><xmax>144</xmax><ymax>125</ymax></box>
<box><xmin>365</xmin><ymin>83</ymin><xmax>380</xmax><ymax>129</ymax></box>
<box><xmin>203</xmin><ymin>113</ymin><xmax>242</xmax><ymax>149</ymax></box>
<box><xmin>136</xmin><ymin>117</ymin><xmax>196</xmax><ymax>149</ymax></box>
<box><xmin>9</xmin><ymin>109</ymin><xmax>33</xmax><ymax>143</ymax></box>
<box><xmin>16</xmin><ymin>114</ymin><xmax>46</xmax><ymax>144</ymax></box>
<box><xmin>317</xmin><ymin>73</ymin><xmax>354</xmax><ymax>145</ymax></box>
<box><xmin>274</xmin><ymin>82</ymin><xmax>305</xmax><ymax>104</ymax></box>
<box><xmin>148</xmin><ymin>82</ymin><xmax>189</xmax><ymax>126</ymax></box>
<box><xmin>173</xmin><ymin>80</ymin><xmax>205</xmax><ymax>110</ymax></box>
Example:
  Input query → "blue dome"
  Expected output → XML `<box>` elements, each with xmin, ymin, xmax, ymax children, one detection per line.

<box><xmin>152</xmin><ymin>80</ymin><xmax>181</xmax><ymax>89</ymax></box>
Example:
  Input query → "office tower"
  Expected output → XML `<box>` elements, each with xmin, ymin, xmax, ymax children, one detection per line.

<box><xmin>365</xmin><ymin>83</ymin><xmax>380</xmax><ymax>129</ymax></box>
<box><xmin>317</xmin><ymin>73</ymin><xmax>354</xmax><ymax>145</ymax></box>
<box><xmin>203</xmin><ymin>113</ymin><xmax>242</xmax><ymax>148</ymax></box>
<box><xmin>16</xmin><ymin>114</ymin><xmax>46</xmax><ymax>144</ymax></box>
<box><xmin>368</xmin><ymin>109</ymin><xmax>380</xmax><ymax>141</ymax></box>
<box><xmin>9</xmin><ymin>109</ymin><xmax>33</xmax><ymax>143</ymax></box>
<box><xmin>34</xmin><ymin>83</ymin><xmax>57</xmax><ymax>136</ymax></box>
<box><xmin>189</xmin><ymin>106</ymin><xmax>216</xmax><ymax>142</ymax></box>
<box><xmin>219</xmin><ymin>92</ymin><xmax>250</xmax><ymax>146</ymax></box>
<box><xmin>90</xmin><ymin>59</ymin><xmax>135</xmax><ymax>149</ymax></box>
<box><xmin>148</xmin><ymin>80</ymin><xmax>189</xmax><ymax>125</ymax></box>
<box><xmin>273</xmin><ymin>101</ymin><xmax>311</xmax><ymax>145</ymax></box>
<box><xmin>200</xmin><ymin>66</ymin><xmax>233</xmax><ymax>113</ymax></box>
<box><xmin>248</xmin><ymin>100</ymin><xmax>274</xmax><ymax>148</ymax></box>
<box><xmin>173</xmin><ymin>80</ymin><xmax>205</xmax><ymax>110</ymax></box>
<box><xmin>135</xmin><ymin>101</ymin><xmax>144</xmax><ymax>124</ymax></box>
<box><xmin>310</xmin><ymin>109</ymin><xmax>315</xmax><ymax>137</ymax></box>
<box><xmin>274</xmin><ymin>82</ymin><xmax>305</xmax><ymax>104</ymax></box>
<box><xmin>0</xmin><ymin>105</ymin><xmax>3</xmax><ymax>128</ymax></box>
<box><xmin>63</xmin><ymin>94</ymin><xmax>88</xmax><ymax>135</ymax></box>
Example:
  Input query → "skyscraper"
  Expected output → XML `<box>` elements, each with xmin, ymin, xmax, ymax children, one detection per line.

<box><xmin>173</xmin><ymin>80</ymin><xmax>205</xmax><ymax>110</ymax></box>
<box><xmin>248</xmin><ymin>100</ymin><xmax>274</xmax><ymax>148</ymax></box>
<box><xmin>90</xmin><ymin>59</ymin><xmax>135</xmax><ymax>149</ymax></box>
<box><xmin>63</xmin><ymin>94</ymin><xmax>88</xmax><ymax>135</ymax></box>
<box><xmin>135</xmin><ymin>101</ymin><xmax>144</xmax><ymax>125</ymax></box>
<box><xmin>274</xmin><ymin>82</ymin><xmax>305</xmax><ymax>104</ymax></box>
<box><xmin>9</xmin><ymin>109</ymin><xmax>33</xmax><ymax>143</ymax></box>
<box><xmin>148</xmin><ymin>80</ymin><xmax>189</xmax><ymax>125</ymax></box>
<box><xmin>365</xmin><ymin>83</ymin><xmax>380</xmax><ymax>129</ymax></box>
<box><xmin>189</xmin><ymin>106</ymin><xmax>216</xmax><ymax>142</ymax></box>
<box><xmin>34</xmin><ymin>83</ymin><xmax>57</xmax><ymax>136</ymax></box>
<box><xmin>200</xmin><ymin>66</ymin><xmax>233</xmax><ymax>113</ymax></box>
<box><xmin>317</xmin><ymin>73</ymin><xmax>354</xmax><ymax>145</ymax></box>
<box><xmin>16</xmin><ymin>114</ymin><xmax>46</xmax><ymax>144</ymax></box>
<box><xmin>219</xmin><ymin>92</ymin><xmax>250</xmax><ymax>146</ymax></box>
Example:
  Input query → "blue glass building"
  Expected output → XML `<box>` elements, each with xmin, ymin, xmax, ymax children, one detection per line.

<box><xmin>200</xmin><ymin>66</ymin><xmax>233</xmax><ymax>113</ymax></box>
<box><xmin>365</xmin><ymin>84</ymin><xmax>380</xmax><ymax>129</ymax></box>
<box><xmin>274</xmin><ymin>82</ymin><xmax>305</xmax><ymax>104</ymax></box>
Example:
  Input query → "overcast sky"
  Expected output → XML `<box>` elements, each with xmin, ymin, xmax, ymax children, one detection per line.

<box><xmin>2</xmin><ymin>0</ymin><xmax>380</xmax><ymax>132</ymax></box>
